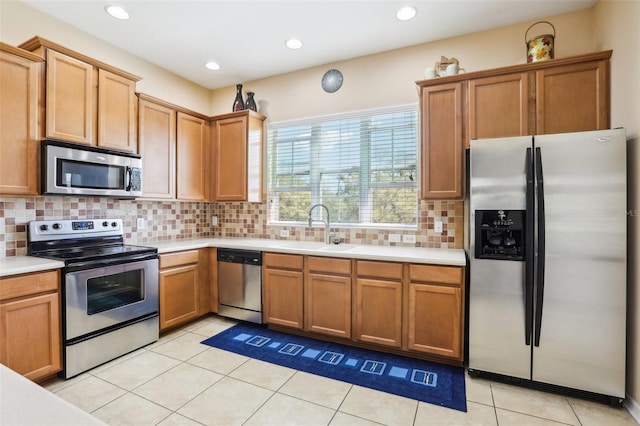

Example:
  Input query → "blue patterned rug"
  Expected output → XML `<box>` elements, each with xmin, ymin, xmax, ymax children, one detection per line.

<box><xmin>201</xmin><ymin>322</ymin><xmax>467</xmax><ymax>412</ymax></box>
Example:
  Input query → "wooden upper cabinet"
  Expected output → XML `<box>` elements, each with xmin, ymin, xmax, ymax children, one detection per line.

<box><xmin>467</xmin><ymin>73</ymin><xmax>530</xmax><ymax>148</ymax></box>
<box><xmin>212</xmin><ymin>110</ymin><xmax>266</xmax><ymax>202</ymax></box>
<box><xmin>535</xmin><ymin>59</ymin><xmax>609</xmax><ymax>134</ymax></box>
<box><xmin>417</xmin><ymin>50</ymin><xmax>611</xmax><ymax>201</ymax></box>
<box><xmin>19</xmin><ymin>37</ymin><xmax>141</xmax><ymax>148</ymax></box>
<box><xmin>214</xmin><ymin>115</ymin><xmax>247</xmax><ymax>201</ymax></box>
<box><xmin>420</xmin><ymin>82</ymin><xmax>464</xmax><ymax>199</ymax></box>
<box><xmin>0</xmin><ymin>44</ymin><xmax>43</xmax><ymax>196</ymax></box>
<box><xmin>177</xmin><ymin>112</ymin><xmax>209</xmax><ymax>201</ymax></box>
<box><xmin>138</xmin><ymin>97</ymin><xmax>176</xmax><ymax>199</ymax></box>
<box><xmin>98</xmin><ymin>69</ymin><xmax>137</xmax><ymax>152</ymax></box>
<box><xmin>45</xmin><ymin>49</ymin><xmax>94</xmax><ymax>145</ymax></box>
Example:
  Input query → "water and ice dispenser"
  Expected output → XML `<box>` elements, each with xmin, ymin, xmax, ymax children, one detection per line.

<box><xmin>474</xmin><ymin>210</ymin><xmax>525</xmax><ymax>261</ymax></box>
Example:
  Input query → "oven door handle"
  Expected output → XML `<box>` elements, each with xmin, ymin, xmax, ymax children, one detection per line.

<box><xmin>65</xmin><ymin>252</ymin><xmax>158</xmax><ymax>272</ymax></box>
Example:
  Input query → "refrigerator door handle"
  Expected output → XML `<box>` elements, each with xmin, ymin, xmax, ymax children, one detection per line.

<box><xmin>525</xmin><ymin>148</ymin><xmax>535</xmax><ymax>346</ymax></box>
<box><xmin>534</xmin><ymin>147</ymin><xmax>546</xmax><ymax>347</ymax></box>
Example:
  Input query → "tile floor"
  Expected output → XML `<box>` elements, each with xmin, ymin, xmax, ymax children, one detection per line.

<box><xmin>42</xmin><ymin>315</ymin><xmax>638</xmax><ymax>426</ymax></box>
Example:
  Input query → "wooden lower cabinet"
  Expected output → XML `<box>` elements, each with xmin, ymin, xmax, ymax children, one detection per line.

<box><xmin>407</xmin><ymin>264</ymin><xmax>465</xmax><ymax>361</ymax></box>
<box><xmin>159</xmin><ymin>250</ymin><xmax>205</xmax><ymax>331</ymax></box>
<box><xmin>0</xmin><ymin>270</ymin><xmax>61</xmax><ymax>381</ymax></box>
<box><xmin>407</xmin><ymin>283</ymin><xmax>462</xmax><ymax>358</ymax></box>
<box><xmin>263</xmin><ymin>253</ymin><xmax>304</xmax><ymax>329</ymax></box>
<box><xmin>354</xmin><ymin>260</ymin><xmax>404</xmax><ymax>348</ymax></box>
<box><xmin>305</xmin><ymin>257</ymin><xmax>351</xmax><ymax>339</ymax></box>
<box><xmin>354</xmin><ymin>278</ymin><xmax>403</xmax><ymax>348</ymax></box>
<box><xmin>261</xmin><ymin>253</ymin><xmax>465</xmax><ymax>363</ymax></box>
<box><xmin>209</xmin><ymin>248</ymin><xmax>218</xmax><ymax>313</ymax></box>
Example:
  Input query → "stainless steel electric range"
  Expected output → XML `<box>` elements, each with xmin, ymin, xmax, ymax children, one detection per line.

<box><xmin>28</xmin><ymin>219</ymin><xmax>159</xmax><ymax>379</ymax></box>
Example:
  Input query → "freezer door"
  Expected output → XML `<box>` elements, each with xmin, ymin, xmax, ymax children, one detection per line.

<box><xmin>532</xmin><ymin>129</ymin><xmax>626</xmax><ymax>397</ymax></box>
<box><xmin>469</xmin><ymin>136</ymin><xmax>532</xmax><ymax>379</ymax></box>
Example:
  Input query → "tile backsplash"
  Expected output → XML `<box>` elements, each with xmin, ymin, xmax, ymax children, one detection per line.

<box><xmin>1</xmin><ymin>197</ymin><xmax>463</xmax><ymax>258</ymax></box>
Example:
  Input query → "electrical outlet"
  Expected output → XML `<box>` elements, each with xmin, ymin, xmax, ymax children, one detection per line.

<box><xmin>434</xmin><ymin>220</ymin><xmax>443</xmax><ymax>233</ymax></box>
<box><xmin>280</xmin><ymin>229</ymin><xmax>290</xmax><ymax>237</ymax></box>
<box><xmin>136</xmin><ymin>218</ymin><xmax>145</xmax><ymax>230</ymax></box>
<box><xmin>389</xmin><ymin>234</ymin><xmax>401</xmax><ymax>243</ymax></box>
<box><xmin>402</xmin><ymin>234</ymin><xmax>417</xmax><ymax>244</ymax></box>
<box><xmin>211</xmin><ymin>216</ymin><xmax>218</xmax><ymax>226</ymax></box>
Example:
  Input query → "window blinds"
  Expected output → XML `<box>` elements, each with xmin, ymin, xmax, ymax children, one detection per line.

<box><xmin>267</xmin><ymin>104</ymin><xmax>418</xmax><ymax>226</ymax></box>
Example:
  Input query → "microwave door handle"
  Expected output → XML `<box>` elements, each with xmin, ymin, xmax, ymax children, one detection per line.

<box><xmin>125</xmin><ymin>166</ymin><xmax>133</xmax><ymax>191</ymax></box>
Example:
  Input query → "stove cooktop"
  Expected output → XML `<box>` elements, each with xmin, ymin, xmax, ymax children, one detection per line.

<box><xmin>33</xmin><ymin>244</ymin><xmax>157</xmax><ymax>262</ymax></box>
<box><xmin>27</xmin><ymin>218</ymin><xmax>157</xmax><ymax>264</ymax></box>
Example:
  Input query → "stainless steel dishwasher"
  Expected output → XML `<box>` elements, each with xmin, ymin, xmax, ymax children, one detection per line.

<box><xmin>217</xmin><ymin>249</ymin><xmax>263</xmax><ymax>324</ymax></box>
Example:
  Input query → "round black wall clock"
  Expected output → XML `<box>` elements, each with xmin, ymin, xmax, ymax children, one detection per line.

<box><xmin>321</xmin><ymin>69</ymin><xmax>343</xmax><ymax>93</ymax></box>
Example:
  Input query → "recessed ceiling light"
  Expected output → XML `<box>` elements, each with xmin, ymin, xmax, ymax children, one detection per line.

<box><xmin>285</xmin><ymin>38</ymin><xmax>303</xmax><ymax>50</ymax></box>
<box><xmin>396</xmin><ymin>6</ymin><xmax>417</xmax><ymax>21</ymax></box>
<box><xmin>105</xmin><ymin>5</ymin><xmax>130</xmax><ymax>20</ymax></box>
<box><xmin>205</xmin><ymin>61</ymin><xmax>220</xmax><ymax>71</ymax></box>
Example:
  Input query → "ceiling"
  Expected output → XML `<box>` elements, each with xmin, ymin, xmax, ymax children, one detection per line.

<box><xmin>21</xmin><ymin>0</ymin><xmax>596</xmax><ymax>90</ymax></box>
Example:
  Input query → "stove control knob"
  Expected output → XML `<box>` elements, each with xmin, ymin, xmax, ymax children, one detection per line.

<box><xmin>102</xmin><ymin>221</ymin><xmax>109</xmax><ymax>227</ymax></box>
<box><xmin>52</xmin><ymin>223</ymin><xmax>61</xmax><ymax>230</ymax></box>
<box><xmin>39</xmin><ymin>224</ymin><xmax>49</xmax><ymax>231</ymax></box>
<box><xmin>111</xmin><ymin>222</ymin><xmax>118</xmax><ymax>228</ymax></box>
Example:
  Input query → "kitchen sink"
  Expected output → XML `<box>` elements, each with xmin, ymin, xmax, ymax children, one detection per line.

<box><xmin>280</xmin><ymin>241</ymin><xmax>356</xmax><ymax>252</ymax></box>
<box><xmin>320</xmin><ymin>244</ymin><xmax>355</xmax><ymax>252</ymax></box>
<box><xmin>280</xmin><ymin>242</ymin><xmax>323</xmax><ymax>250</ymax></box>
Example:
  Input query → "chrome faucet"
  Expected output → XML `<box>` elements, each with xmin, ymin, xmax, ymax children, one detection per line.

<box><xmin>308</xmin><ymin>203</ymin><xmax>332</xmax><ymax>244</ymax></box>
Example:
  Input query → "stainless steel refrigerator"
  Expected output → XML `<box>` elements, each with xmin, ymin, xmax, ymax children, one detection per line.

<box><xmin>468</xmin><ymin>128</ymin><xmax>627</xmax><ymax>403</ymax></box>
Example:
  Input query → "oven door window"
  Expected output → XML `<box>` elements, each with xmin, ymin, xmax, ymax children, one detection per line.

<box><xmin>57</xmin><ymin>158</ymin><xmax>125</xmax><ymax>190</ymax></box>
<box><xmin>87</xmin><ymin>269</ymin><xmax>145</xmax><ymax>315</ymax></box>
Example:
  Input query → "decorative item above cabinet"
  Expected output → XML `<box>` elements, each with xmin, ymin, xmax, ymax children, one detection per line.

<box><xmin>18</xmin><ymin>37</ymin><xmax>141</xmax><ymax>153</ymax></box>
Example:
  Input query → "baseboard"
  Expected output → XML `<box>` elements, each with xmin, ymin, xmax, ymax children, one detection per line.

<box><xmin>626</xmin><ymin>393</ymin><xmax>640</xmax><ymax>423</ymax></box>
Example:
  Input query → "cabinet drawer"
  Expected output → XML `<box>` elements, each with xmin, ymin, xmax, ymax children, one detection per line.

<box><xmin>264</xmin><ymin>253</ymin><xmax>303</xmax><ymax>270</ymax></box>
<box><xmin>160</xmin><ymin>250</ymin><xmax>199</xmax><ymax>269</ymax></box>
<box><xmin>409</xmin><ymin>264</ymin><xmax>463</xmax><ymax>285</ymax></box>
<box><xmin>308</xmin><ymin>256</ymin><xmax>351</xmax><ymax>275</ymax></box>
<box><xmin>0</xmin><ymin>270</ymin><xmax>59</xmax><ymax>301</ymax></box>
<box><xmin>356</xmin><ymin>260</ymin><xmax>403</xmax><ymax>280</ymax></box>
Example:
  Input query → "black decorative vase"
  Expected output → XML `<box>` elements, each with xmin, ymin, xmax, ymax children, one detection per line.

<box><xmin>245</xmin><ymin>91</ymin><xmax>257</xmax><ymax>112</ymax></box>
<box><xmin>232</xmin><ymin>84</ymin><xmax>245</xmax><ymax>112</ymax></box>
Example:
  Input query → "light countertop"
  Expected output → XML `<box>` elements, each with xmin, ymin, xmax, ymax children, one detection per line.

<box><xmin>0</xmin><ymin>256</ymin><xmax>65</xmax><ymax>277</ymax></box>
<box><xmin>0</xmin><ymin>365</ymin><xmax>105</xmax><ymax>426</ymax></box>
<box><xmin>0</xmin><ymin>238</ymin><xmax>466</xmax><ymax>277</ymax></box>
<box><xmin>151</xmin><ymin>237</ymin><xmax>467</xmax><ymax>266</ymax></box>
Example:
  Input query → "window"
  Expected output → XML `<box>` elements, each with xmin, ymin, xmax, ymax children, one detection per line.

<box><xmin>267</xmin><ymin>105</ymin><xmax>418</xmax><ymax>227</ymax></box>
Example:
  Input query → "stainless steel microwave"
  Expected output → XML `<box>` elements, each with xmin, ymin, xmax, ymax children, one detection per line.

<box><xmin>42</xmin><ymin>140</ymin><xmax>142</xmax><ymax>198</ymax></box>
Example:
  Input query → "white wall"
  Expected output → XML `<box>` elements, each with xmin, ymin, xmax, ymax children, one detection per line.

<box><xmin>0</xmin><ymin>0</ymin><xmax>211</xmax><ymax>114</ymax></box>
<box><xmin>210</xmin><ymin>8</ymin><xmax>595</xmax><ymax>121</ymax></box>
<box><xmin>594</xmin><ymin>0</ymin><xmax>640</xmax><ymax>416</ymax></box>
